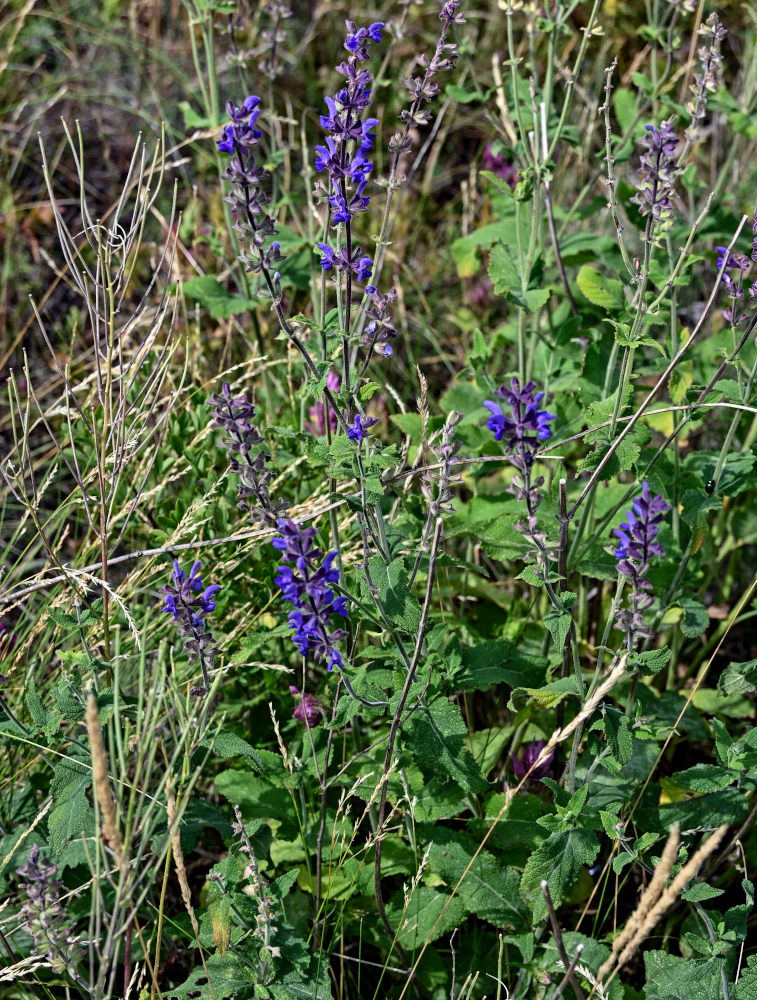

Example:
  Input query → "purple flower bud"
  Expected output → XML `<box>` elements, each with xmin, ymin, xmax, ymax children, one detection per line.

<box><xmin>289</xmin><ymin>685</ymin><xmax>327</xmax><ymax>726</ymax></box>
<box><xmin>510</xmin><ymin>739</ymin><xmax>555</xmax><ymax>783</ymax></box>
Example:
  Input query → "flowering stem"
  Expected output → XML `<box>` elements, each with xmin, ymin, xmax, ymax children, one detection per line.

<box><xmin>373</xmin><ymin>518</ymin><xmax>442</xmax><ymax>941</ymax></box>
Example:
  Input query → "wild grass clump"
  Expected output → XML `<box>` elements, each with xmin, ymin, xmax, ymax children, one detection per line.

<box><xmin>0</xmin><ymin>0</ymin><xmax>756</xmax><ymax>997</ymax></box>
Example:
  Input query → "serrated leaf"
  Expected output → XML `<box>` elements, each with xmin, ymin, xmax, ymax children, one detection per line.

<box><xmin>735</xmin><ymin>955</ymin><xmax>757</xmax><ymax>1000</ymax></box>
<box><xmin>669</xmin><ymin>360</ymin><xmax>693</xmax><ymax>404</ymax></box>
<box><xmin>634</xmin><ymin>647</ymin><xmax>671</xmax><ymax>676</ymax></box>
<box><xmin>673</xmin><ymin>763</ymin><xmax>739</xmax><ymax>793</ymax></box>
<box><xmin>604</xmin><ymin>706</ymin><xmax>633</xmax><ymax>766</ymax></box>
<box><xmin>163</xmin><ymin>953</ymin><xmax>254</xmax><ymax>1000</ymax></box>
<box><xmin>385</xmin><ymin>886</ymin><xmax>466</xmax><ymax>948</ymax></box>
<box><xmin>680</xmin><ymin>490</ymin><xmax>722</xmax><ymax>528</ymax></box>
<box><xmin>543</xmin><ymin>604</ymin><xmax>573</xmax><ymax>651</ymax></box>
<box><xmin>521</xmin><ymin>828</ymin><xmax>599</xmax><ymax>921</ymax></box>
<box><xmin>427</xmin><ymin>828</ymin><xmax>528</xmax><ymax>928</ymax></box>
<box><xmin>48</xmin><ymin>757</ymin><xmax>91</xmax><ymax>856</ymax></box>
<box><xmin>270</xmin><ymin>867</ymin><xmax>300</xmax><ymax>901</ymax></box>
<box><xmin>457</xmin><ymin>638</ymin><xmax>547</xmax><ymax>693</ymax></box>
<box><xmin>47</xmin><ymin>608</ymin><xmax>79</xmax><ymax>630</ymax></box>
<box><xmin>508</xmin><ymin>676</ymin><xmax>581</xmax><ymax>711</ymax></box>
<box><xmin>576</xmin><ymin>265</ymin><xmax>625</xmax><ymax>310</ymax></box>
<box><xmin>366</xmin><ymin>556</ymin><xmax>421</xmax><ymax>633</ymax></box>
<box><xmin>675</xmin><ymin>597</ymin><xmax>709</xmax><ymax>637</ymax></box>
<box><xmin>405</xmin><ymin>698</ymin><xmax>489</xmax><ymax>793</ymax></box>
<box><xmin>718</xmin><ymin>658</ymin><xmax>757</xmax><ymax>696</ymax></box>
<box><xmin>197</xmin><ymin>730</ymin><xmax>264</xmax><ymax>772</ymax></box>
<box><xmin>680</xmin><ymin>882</ymin><xmax>725</xmax><ymax>902</ymax></box>
<box><xmin>642</xmin><ymin>951</ymin><xmax>725</xmax><ymax>1000</ymax></box>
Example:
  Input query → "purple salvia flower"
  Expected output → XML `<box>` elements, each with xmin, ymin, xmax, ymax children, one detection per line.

<box><xmin>483</xmin><ymin>378</ymin><xmax>556</xmax><ymax>465</ymax></box>
<box><xmin>630</xmin><ymin>119</ymin><xmax>679</xmax><ymax>224</ymax></box>
<box><xmin>685</xmin><ymin>13</ymin><xmax>726</xmax><ymax>144</ymax></box>
<box><xmin>209</xmin><ymin>382</ymin><xmax>284</xmax><ymax>523</ymax></box>
<box><xmin>347</xmin><ymin>414</ymin><xmax>378</xmax><ymax>442</ymax></box>
<box><xmin>510</xmin><ymin>739</ymin><xmax>555</xmax><ymax>783</ymax></box>
<box><xmin>217</xmin><ymin>95</ymin><xmax>285</xmax><ymax>278</ymax></box>
<box><xmin>160</xmin><ymin>559</ymin><xmax>220</xmax><ymax>694</ymax></box>
<box><xmin>317</xmin><ymin>242</ymin><xmax>373</xmax><ymax>283</ymax></box>
<box><xmin>613</xmin><ymin>482</ymin><xmax>670</xmax><ymax>646</ymax></box>
<box><xmin>273</xmin><ymin>519</ymin><xmax>348</xmax><ymax>672</ymax></box>
<box><xmin>363</xmin><ymin>285</ymin><xmax>398</xmax><ymax>357</ymax></box>
<box><xmin>16</xmin><ymin>845</ymin><xmax>83</xmax><ymax>982</ymax></box>
<box><xmin>716</xmin><ymin>245</ymin><xmax>751</xmax><ymax>322</ymax></box>
<box><xmin>289</xmin><ymin>685</ymin><xmax>327</xmax><ymax>727</ymax></box>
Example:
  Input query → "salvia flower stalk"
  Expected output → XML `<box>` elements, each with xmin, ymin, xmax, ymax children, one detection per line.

<box><xmin>630</xmin><ymin>119</ymin><xmax>679</xmax><ymax>225</ymax></box>
<box><xmin>273</xmin><ymin>519</ymin><xmax>348</xmax><ymax>672</ymax></box>
<box><xmin>613</xmin><ymin>482</ymin><xmax>670</xmax><ymax>647</ymax></box>
<box><xmin>161</xmin><ymin>559</ymin><xmax>220</xmax><ymax>695</ymax></box>
<box><xmin>16</xmin><ymin>844</ymin><xmax>84</xmax><ymax>985</ymax></box>
<box><xmin>315</xmin><ymin>20</ymin><xmax>384</xmax><ymax>290</ymax></box>
<box><xmin>209</xmin><ymin>382</ymin><xmax>285</xmax><ymax>523</ymax></box>
<box><xmin>217</xmin><ymin>96</ymin><xmax>285</xmax><ymax>280</ymax></box>
<box><xmin>483</xmin><ymin>377</ymin><xmax>556</xmax><ymax>470</ymax></box>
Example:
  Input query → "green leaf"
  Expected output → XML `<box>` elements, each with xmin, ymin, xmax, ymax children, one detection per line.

<box><xmin>613</xmin><ymin>86</ymin><xmax>637</xmax><ymax>133</ymax></box>
<box><xmin>426</xmin><ymin>828</ymin><xmax>528</xmax><ymax>929</ymax></box>
<box><xmin>47</xmin><ymin>608</ymin><xmax>79</xmax><ymax>630</ymax></box>
<box><xmin>680</xmin><ymin>882</ymin><xmax>725</xmax><ymax>902</ymax></box>
<box><xmin>642</xmin><ymin>951</ymin><xmax>725</xmax><ymax>1000</ymax></box>
<box><xmin>675</xmin><ymin>597</ymin><xmax>710</xmax><ymax>637</ymax></box>
<box><xmin>270</xmin><ymin>867</ymin><xmax>300</xmax><ymax>901</ymax></box>
<box><xmin>735</xmin><ymin>955</ymin><xmax>757</xmax><ymax>1000</ymax></box>
<box><xmin>543</xmin><ymin>603</ymin><xmax>573</xmax><ymax>651</ymax></box>
<box><xmin>718</xmin><ymin>658</ymin><xmax>757</xmax><ymax>696</ymax></box>
<box><xmin>385</xmin><ymin>886</ymin><xmax>466</xmax><ymax>948</ymax></box>
<box><xmin>163</xmin><ymin>953</ymin><xmax>254</xmax><ymax>1000</ymax></box>
<box><xmin>232</xmin><ymin>623</ymin><xmax>293</xmax><ymax>663</ymax></box>
<box><xmin>48</xmin><ymin>757</ymin><xmax>91</xmax><ymax>856</ymax></box>
<box><xmin>634</xmin><ymin>647</ymin><xmax>671</xmax><ymax>676</ymax></box>
<box><xmin>457</xmin><ymin>638</ymin><xmax>547</xmax><ymax>693</ymax></box>
<box><xmin>182</xmin><ymin>275</ymin><xmax>254</xmax><ymax>319</ymax></box>
<box><xmin>673</xmin><ymin>763</ymin><xmax>739</xmax><ymax>793</ymax></box>
<box><xmin>680</xmin><ymin>490</ymin><xmax>722</xmax><ymax>528</ymax></box>
<box><xmin>576</xmin><ymin>265</ymin><xmax>625</xmax><ymax>311</ymax></box>
<box><xmin>405</xmin><ymin>698</ymin><xmax>489</xmax><ymax>793</ymax></box>
<box><xmin>521</xmin><ymin>828</ymin><xmax>599</xmax><ymax>921</ymax></box>
<box><xmin>669</xmin><ymin>360</ymin><xmax>693</xmax><ymax>404</ymax></box>
<box><xmin>366</xmin><ymin>556</ymin><xmax>421</xmax><ymax>633</ymax></box>
<box><xmin>197</xmin><ymin>730</ymin><xmax>264</xmax><ymax>772</ymax></box>
<box><xmin>508</xmin><ymin>676</ymin><xmax>581</xmax><ymax>711</ymax></box>
<box><xmin>489</xmin><ymin>241</ymin><xmax>521</xmax><ymax>295</ymax></box>
<box><xmin>604</xmin><ymin>706</ymin><xmax>633</xmax><ymax>766</ymax></box>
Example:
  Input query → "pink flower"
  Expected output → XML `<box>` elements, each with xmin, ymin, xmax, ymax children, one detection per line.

<box><xmin>289</xmin><ymin>685</ymin><xmax>327</xmax><ymax>727</ymax></box>
<box><xmin>482</xmin><ymin>142</ymin><xmax>518</xmax><ymax>190</ymax></box>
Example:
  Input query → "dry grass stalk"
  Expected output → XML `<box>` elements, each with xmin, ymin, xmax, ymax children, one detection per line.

<box><xmin>166</xmin><ymin>784</ymin><xmax>200</xmax><ymax>940</ymax></box>
<box><xmin>86</xmin><ymin>694</ymin><xmax>125</xmax><ymax>874</ymax></box>
<box><xmin>599</xmin><ymin>824</ymin><xmax>729</xmax><ymax>988</ymax></box>
<box><xmin>597</xmin><ymin>822</ymin><xmax>680</xmax><ymax>981</ymax></box>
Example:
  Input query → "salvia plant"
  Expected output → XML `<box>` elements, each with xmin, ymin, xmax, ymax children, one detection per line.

<box><xmin>1</xmin><ymin>0</ymin><xmax>757</xmax><ymax>998</ymax></box>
